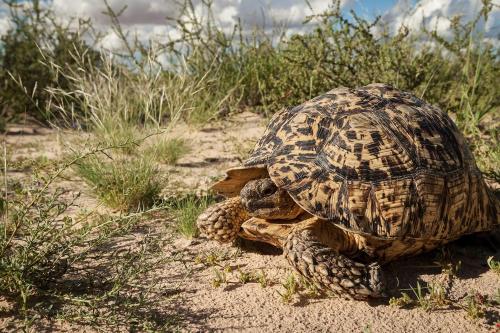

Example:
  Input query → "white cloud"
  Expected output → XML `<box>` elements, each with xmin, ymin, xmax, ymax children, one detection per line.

<box><xmin>52</xmin><ymin>0</ymin><xmax>180</xmax><ymax>26</ymax></box>
<box><xmin>380</xmin><ymin>0</ymin><xmax>500</xmax><ymax>38</ymax></box>
<box><xmin>0</xmin><ymin>2</ymin><xmax>11</xmax><ymax>35</ymax></box>
<box><xmin>0</xmin><ymin>16</ymin><xmax>11</xmax><ymax>36</ymax></box>
<box><xmin>98</xmin><ymin>30</ymin><xmax>123</xmax><ymax>50</ymax></box>
<box><xmin>222</xmin><ymin>0</ymin><xmax>353</xmax><ymax>30</ymax></box>
<box><xmin>0</xmin><ymin>0</ymin><xmax>498</xmax><ymax>47</ymax></box>
<box><xmin>217</xmin><ymin>5</ymin><xmax>238</xmax><ymax>26</ymax></box>
<box><xmin>49</xmin><ymin>0</ymin><xmax>350</xmax><ymax>35</ymax></box>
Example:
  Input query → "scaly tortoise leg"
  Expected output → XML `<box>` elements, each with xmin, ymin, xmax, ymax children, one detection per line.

<box><xmin>196</xmin><ymin>197</ymin><xmax>249</xmax><ymax>242</ymax></box>
<box><xmin>283</xmin><ymin>218</ymin><xmax>385</xmax><ymax>300</ymax></box>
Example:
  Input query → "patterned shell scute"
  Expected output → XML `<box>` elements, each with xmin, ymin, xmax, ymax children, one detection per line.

<box><xmin>244</xmin><ymin>83</ymin><xmax>492</xmax><ymax>239</ymax></box>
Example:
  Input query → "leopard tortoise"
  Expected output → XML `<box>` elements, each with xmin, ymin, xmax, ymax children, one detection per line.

<box><xmin>197</xmin><ymin>83</ymin><xmax>499</xmax><ymax>300</ymax></box>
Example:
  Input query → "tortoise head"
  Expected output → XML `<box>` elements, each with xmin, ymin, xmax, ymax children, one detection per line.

<box><xmin>240</xmin><ymin>178</ymin><xmax>302</xmax><ymax>220</ymax></box>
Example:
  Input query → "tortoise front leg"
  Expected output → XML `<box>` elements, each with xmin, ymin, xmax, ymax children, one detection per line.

<box><xmin>197</xmin><ymin>197</ymin><xmax>249</xmax><ymax>242</ymax></box>
<box><xmin>284</xmin><ymin>218</ymin><xmax>385</xmax><ymax>300</ymax></box>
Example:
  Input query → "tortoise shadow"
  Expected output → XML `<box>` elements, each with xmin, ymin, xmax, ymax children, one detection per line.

<box><xmin>235</xmin><ymin>238</ymin><xmax>283</xmax><ymax>255</ymax></box>
<box><xmin>237</xmin><ymin>232</ymin><xmax>498</xmax><ymax>306</ymax></box>
<box><xmin>384</xmin><ymin>233</ymin><xmax>497</xmax><ymax>298</ymax></box>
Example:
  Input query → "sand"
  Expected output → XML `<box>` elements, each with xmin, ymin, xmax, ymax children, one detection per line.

<box><xmin>1</xmin><ymin>112</ymin><xmax>499</xmax><ymax>332</ymax></box>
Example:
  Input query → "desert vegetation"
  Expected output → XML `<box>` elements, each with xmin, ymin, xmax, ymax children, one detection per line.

<box><xmin>0</xmin><ymin>0</ymin><xmax>499</xmax><ymax>331</ymax></box>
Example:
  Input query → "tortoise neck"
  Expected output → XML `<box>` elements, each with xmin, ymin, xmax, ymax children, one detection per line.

<box><xmin>239</xmin><ymin>218</ymin><xmax>295</xmax><ymax>248</ymax></box>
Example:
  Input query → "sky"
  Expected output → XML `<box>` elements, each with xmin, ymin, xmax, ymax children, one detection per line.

<box><xmin>0</xmin><ymin>0</ymin><xmax>498</xmax><ymax>50</ymax></box>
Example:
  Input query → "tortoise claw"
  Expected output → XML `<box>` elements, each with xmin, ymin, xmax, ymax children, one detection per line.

<box><xmin>283</xmin><ymin>229</ymin><xmax>386</xmax><ymax>300</ymax></box>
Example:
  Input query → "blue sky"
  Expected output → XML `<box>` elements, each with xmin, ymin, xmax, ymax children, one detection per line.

<box><xmin>347</xmin><ymin>0</ymin><xmax>410</xmax><ymax>18</ymax></box>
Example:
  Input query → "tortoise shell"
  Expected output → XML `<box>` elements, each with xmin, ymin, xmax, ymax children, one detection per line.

<box><xmin>215</xmin><ymin>84</ymin><xmax>497</xmax><ymax>240</ymax></box>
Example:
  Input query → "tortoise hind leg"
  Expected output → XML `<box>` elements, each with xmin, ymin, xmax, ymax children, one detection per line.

<box><xmin>283</xmin><ymin>218</ymin><xmax>385</xmax><ymax>300</ymax></box>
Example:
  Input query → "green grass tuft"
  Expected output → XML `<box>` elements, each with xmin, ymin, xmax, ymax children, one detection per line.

<box><xmin>463</xmin><ymin>293</ymin><xmax>487</xmax><ymax>321</ymax></box>
<box><xmin>74</xmin><ymin>155</ymin><xmax>163</xmax><ymax>211</ymax></box>
<box><xmin>93</xmin><ymin>121</ymin><xmax>142</xmax><ymax>155</ymax></box>
<box><xmin>487</xmin><ymin>256</ymin><xmax>500</xmax><ymax>275</ymax></box>
<box><xmin>167</xmin><ymin>194</ymin><xmax>215</xmax><ymax>238</ymax></box>
<box><xmin>278</xmin><ymin>273</ymin><xmax>299</xmax><ymax>304</ymax></box>
<box><xmin>145</xmin><ymin>138</ymin><xmax>190</xmax><ymax>165</ymax></box>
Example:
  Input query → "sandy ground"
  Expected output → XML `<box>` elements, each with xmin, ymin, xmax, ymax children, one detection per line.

<box><xmin>2</xmin><ymin>112</ymin><xmax>499</xmax><ymax>333</ymax></box>
<box><xmin>167</xmin><ymin>238</ymin><xmax>499</xmax><ymax>333</ymax></box>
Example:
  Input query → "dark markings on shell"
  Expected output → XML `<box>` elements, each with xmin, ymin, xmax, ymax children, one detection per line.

<box><xmin>340</xmin><ymin>165</ymin><xmax>359</xmax><ymax>179</ymax></box>
<box><xmin>279</xmin><ymin>165</ymin><xmax>292</xmax><ymax>173</ymax></box>
<box><xmin>297</xmin><ymin>127</ymin><xmax>313</xmax><ymax>135</ymax></box>
<box><xmin>353</xmin><ymin>143</ymin><xmax>363</xmax><ymax>160</ymax></box>
<box><xmin>333</xmin><ymin>136</ymin><xmax>349</xmax><ymax>151</ymax></box>
<box><xmin>295</xmin><ymin>140</ymin><xmax>317</xmax><ymax>149</ymax></box>
<box><xmin>346</xmin><ymin>130</ymin><xmax>357</xmax><ymax>140</ymax></box>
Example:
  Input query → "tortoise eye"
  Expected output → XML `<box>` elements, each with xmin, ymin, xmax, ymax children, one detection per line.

<box><xmin>261</xmin><ymin>183</ymin><xmax>277</xmax><ymax>196</ymax></box>
<box><xmin>262</xmin><ymin>187</ymin><xmax>274</xmax><ymax>196</ymax></box>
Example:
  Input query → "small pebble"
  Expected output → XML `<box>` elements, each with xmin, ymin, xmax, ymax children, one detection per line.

<box><xmin>355</xmin><ymin>286</ymin><xmax>372</xmax><ymax>295</ymax></box>
<box><xmin>317</xmin><ymin>264</ymin><xmax>329</xmax><ymax>276</ymax></box>
<box><xmin>340</xmin><ymin>279</ymin><xmax>354</xmax><ymax>288</ymax></box>
<box><xmin>302</xmin><ymin>252</ymin><xmax>315</xmax><ymax>265</ymax></box>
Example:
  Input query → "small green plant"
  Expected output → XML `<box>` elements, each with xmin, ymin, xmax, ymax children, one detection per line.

<box><xmin>487</xmin><ymin>256</ymin><xmax>500</xmax><ymax>275</ymax></box>
<box><xmin>146</xmin><ymin>138</ymin><xmax>190</xmax><ymax>165</ymax></box>
<box><xmin>389</xmin><ymin>292</ymin><xmax>413</xmax><ymax>308</ymax></box>
<box><xmin>463</xmin><ymin>293</ymin><xmax>487</xmax><ymax>321</ymax></box>
<box><xmin>168</xmin><ymin>194</ymin><xmax>215</xmax><ymax>238</ymax></box>
<box><xmin>194</xmin><ymin>249</ymin><xmax>233</xmax><ymax>267</ymax></box>
<box><xmin>211</xmin><ymin>268</ymin><xmax>228</xmax><ymax>288</ymax></box>
<box><xmin>256</xmin><ymin>270</ymin><xmax>268</xmax><ymax>288</ymax></box>
<box><xmin>410</xmin><ymin>282</ymin><xmax>432</xmax><ymax>311</ymax></box>
<box><xmin>237</xmin><ymin>267</ymin><xmax>254</xmax><ymax>284</ymax></box>
<box><xmin>74</xmin><ymin>154</ymin><xmax>162</xmax><ymax>211</ymax></box>
<box><xmin>435</xmin><ymin>247</ymin><xmax>462</xmax><ymax>277</ymax></box>
<box><xmin>392</xmin><ymin>281</ymin><xmax>449</xmax><ymax>311</ymax></box>
<box><xmin>427</xmin><ymin>282</ymin><xmax>448</xmax><ymax>307</ymax></box>
<box><xmin>197</xmin><ymin>255</ymin><xmax>271</xmax><ymax>289</ymax></box>
<box><xmin>441</xmin><ymin>260</ymin><xmax>462</xmax><ymax>277</ymax></box>
<box><xmin>195</xmin><ymin>253</ymin><xmax>220</xmax><ymax>267</ymax></box>
<box><xmin>278</xmin><ymin>273</ymin><xmax>298</xmax><ymax>304</ymax></box>
<box><xmin>298</xmin><ymin>275</ymin><xmax>321</xmax><ymax>297</ymax></box>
